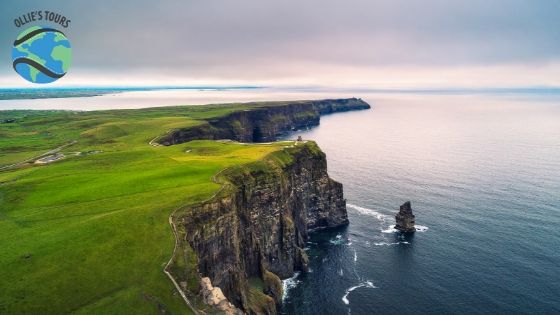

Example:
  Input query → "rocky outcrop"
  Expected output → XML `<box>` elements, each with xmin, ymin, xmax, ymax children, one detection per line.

<box><xmin>395</xmin><ymin>201</ymin><xmax>416</xmax><ymax>233</ymax></box>
<box><xmin>200</xmin><ymin>277</ymin><xmax>243</xmax><ymax>315</ymax></box>
<box><xmin>170</xmin><ymin>142</ymin><xmax>348</xmax><ymax>314</ymax></box>
<box><xmin>159</xmin><ymin>98</ymin><xmax>370</xmax><ymax>145</ymax></box>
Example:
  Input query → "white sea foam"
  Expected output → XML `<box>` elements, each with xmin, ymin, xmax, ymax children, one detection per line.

<box><xmin>281</xmin><ymin>272</ymin><xmax>301</xmax><ymax>302</ymax></box>
<box><xmin>373</xmin><ymin>241</ymin><xmax>410</xmax><ymax>246</ymax></box>
<box><xmin>347</xmin><ymin>203</ymin><xmax>389</xmax><ymax>221</ymax></box>
<box><xmin>374</xmin><ymin>242</ymin><xmax>399</xmax><ymax>246</ymax></box>
<box><xmin>342</xmin><ymin>280</ymin><xmax>377</xmax><ymax>305</ymax></box>
<box><xmin>329</xmin><ymin>233</ymin><xmax>352</xmax><ymax>245</ymax></box>
<box><xmin>329</xmin><ymin>239</ymin><xmax>345</xmax><ymax>245</ymax></box>
<box><xmin>381</xmin><ymin>225</ymin><xmax>398</xmax><ymax>233</ymax></box>
<box><xmin>382</xmin><ymin>224</ymin><xmax>429</xmax><ymax>233</ymax></box>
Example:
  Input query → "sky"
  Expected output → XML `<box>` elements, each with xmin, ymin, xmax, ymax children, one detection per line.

<box><xmin>1</xmin><ymin>0</ymin><xmax>560</xmax><ymax>88</ymax></box>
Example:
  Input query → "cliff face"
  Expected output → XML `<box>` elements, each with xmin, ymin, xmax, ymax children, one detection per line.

<box><xmin>159</xmin><ymin>98</ymin><xmax>370</xmax><ymax>145</ymax></box>
<box><xmin>171</xmin><ymin>143</ymin><xmax>348</xmax><ymax>314</ymax></box>
<box><xmin>165</xmin><ymin>99</ymin><xmax>370</xmax><ymax>314</ymax></box>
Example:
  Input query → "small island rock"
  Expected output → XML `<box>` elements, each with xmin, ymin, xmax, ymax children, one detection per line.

<box><xmin>395</xmin><ymin>201</ymin><xmax>416</xmax><ymax>233</ymax></box>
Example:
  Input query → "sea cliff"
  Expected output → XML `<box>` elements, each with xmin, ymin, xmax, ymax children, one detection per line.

<box><xmin>165</xmin><ymin>99</ymin><xmax>370</xmax><ymax>314</ymax></box>
<box><xmin>169</xmin><ymin>142</ymin><xmax>348</xmax><ymax>314</ymax></box>
<box><xmin>159</xmin><ymin>98</ymin><xmax>370</xmax><ymax>145</ymax></box>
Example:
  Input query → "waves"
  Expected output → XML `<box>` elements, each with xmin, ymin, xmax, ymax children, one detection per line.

<box><xmin>374</xmin><ymin>241</ymin><xmax>410</xmax><ymax>246</ymax></box>
<box><xmin>342</xmin><ymin>280</ymin><xmax>377</xmax><ymax>305</ymax></box>
<box><xmin>381</xmin><ymin>225</ymin><xmax>398</xmax><ymax>233</ymax></box>
<box><xmin>347</xmin><ymin>203</ymin><xmax>389</xmax><ymax>221</ymax></box>
<box><xmin>283</xmin><ymin>203</ymin><xmax>428</xmax><ymax>310</ymax></box>
<box><xmin>329</xmin><ymin>233</ymin><xmax>353</xmax><ymax>246</ymax></box>
<box><xmin>382</xmin><ymin>224</ymin><xmax>429</xmax><ymax>233</ymax></box>
<box><xmin>348</xmin><ymin>203</ymin><xmax>430</xmax><ymax>249</ymax></box>
<box><xmin>348</xmin><ymin>203</ymin><xmax>430</xmax><ymax>234</ymax></box>
<box><xmin>281</xmin><ymin>271</ymin><xmax>301</xmax><ymax>302</ymax></box>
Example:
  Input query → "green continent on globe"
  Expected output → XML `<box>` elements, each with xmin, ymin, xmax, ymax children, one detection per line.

<box><xmin>12</xmin><ymin>25</ymin><xmax>72</xmax><ymax>84</ymax></box>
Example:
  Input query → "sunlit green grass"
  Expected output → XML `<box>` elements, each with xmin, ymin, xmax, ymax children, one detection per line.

<box><xmin>0</xmin><ymin>104</ymin><xmax>294</xmax><ymax>314</ymax></box>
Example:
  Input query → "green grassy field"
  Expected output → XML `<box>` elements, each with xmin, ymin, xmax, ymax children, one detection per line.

<box><xmin>0</xmin><ymin>104</ymin><xmax>297</xmax><ymax>314</ymax></box>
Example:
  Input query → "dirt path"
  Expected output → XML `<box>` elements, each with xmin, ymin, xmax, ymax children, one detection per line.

<box><xmin>149</xmin><ymin>135</ymin><xmax>162</xmax><ymax>147</ymax></box>
<box><xmin>163</xmin><ymin>167</ymin><xmax>229</xmax><ymax>314</ymax></box>
<box><xmin>149</xmin><ymin>129</ymin><xmax>176</xmax><ymax>147</ymax></box>
<box><xmin>162</xmin><ymin>141</ymin><xmax>299</xmax><ymax>313</ymax></box>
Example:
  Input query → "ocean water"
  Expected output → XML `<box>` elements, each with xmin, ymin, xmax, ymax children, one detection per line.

<box><xmin>280</xmin><ymin>94</ymin><xmax>560</xmax><ymax>314</ymax></box>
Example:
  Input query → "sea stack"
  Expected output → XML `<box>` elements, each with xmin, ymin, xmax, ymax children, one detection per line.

<box><xmin>395</xmin><ymin>201</ymin><xmax>416</xmax><ymax>233</ymax></box>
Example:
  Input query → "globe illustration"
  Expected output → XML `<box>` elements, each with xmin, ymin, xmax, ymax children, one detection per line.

<box><xmin>12</xmin><ymin>26</ymin><xmax>72</xmax><ymax>84</ymax></box>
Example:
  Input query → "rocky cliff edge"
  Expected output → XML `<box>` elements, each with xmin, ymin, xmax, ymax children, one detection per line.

<box><xmin>168</xmin><ymin>142</ymin><xmax>348</xmax><ymax>314</ymax></box>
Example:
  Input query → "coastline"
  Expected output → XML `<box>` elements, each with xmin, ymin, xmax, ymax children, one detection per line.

<box><xmin>0</xmin><ymin>99</ymin><xmax>369</xmax><ymax>315</ymax></box>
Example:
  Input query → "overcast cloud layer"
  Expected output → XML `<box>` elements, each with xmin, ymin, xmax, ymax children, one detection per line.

<box><xmin>1</xmin><ymin>0</ymin><xmax>560</xmax><ymax>87</ymax></box>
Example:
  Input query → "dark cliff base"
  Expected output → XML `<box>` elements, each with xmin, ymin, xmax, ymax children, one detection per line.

<box><xmin>159</xmin><ymin>98</ymin><xmax>370</xmax><ymax>145</ymax></box>
<box><xmin>166</xmin><ymin>99</ymin><xmax>370</xmax><ymax>314</ymax></box>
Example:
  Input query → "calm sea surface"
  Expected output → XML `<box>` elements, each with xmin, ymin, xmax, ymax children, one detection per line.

<box><xmin>280</xmin><ymin>94</ymin><xmax>560</xmax><ymax>314</ymax></box>
<box><xmin>2</xmin><ymin>90</ymin><xmax>559</xmax><ymax>314</ymax></box>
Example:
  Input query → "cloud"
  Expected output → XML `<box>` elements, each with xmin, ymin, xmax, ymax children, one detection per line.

<box><xmin>1</xmin><ymin>0</ymin><xmax>560</xmax><ymax>86</ymax></box>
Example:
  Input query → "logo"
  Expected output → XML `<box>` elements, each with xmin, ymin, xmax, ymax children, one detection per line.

<box><xmin>11</xmin><ymin>11</ymin><xmax>72</xmax><ymax>84</ymax></box>
<box><xmin>12</xmin><ymin>26</ymin><xmax>72</xmax><ymax>84</ymax></box>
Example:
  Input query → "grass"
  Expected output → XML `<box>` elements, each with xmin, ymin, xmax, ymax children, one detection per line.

<box><xmin>247</xmin><ymin>277</ymin><xmax>275</xmax><ymax>314</ymax></box>
<box><xmin>0</xmin><ymin>103</ymin><xmax>300</xmax><ymax>315</ymax></box>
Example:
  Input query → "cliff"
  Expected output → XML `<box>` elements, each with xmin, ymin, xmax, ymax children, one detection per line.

<box><xmin>168</xmin><ymin>142</ymin><xmax>348</xmax><ymax>314</ymax></box>
<box><xmin>163</xmin><ymin>98</ymin><xmax>370</xmax><ymax>314</ymax></box>
<box><xmin>159</xmin><ymin>98</ymin><xmax>370</xmax><ymax>145</ymax></box>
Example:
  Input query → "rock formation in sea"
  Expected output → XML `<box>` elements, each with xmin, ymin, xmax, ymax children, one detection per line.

<box><xmin>395</xmin><ymin>201</ymin><xmax>416</xmax><ymax>233</ymax></box>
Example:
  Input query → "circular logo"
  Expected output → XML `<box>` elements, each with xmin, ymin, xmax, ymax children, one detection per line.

<box><xmin>12</xmin><ymin>26</ymin><xmax>72</xmax><ymax>84</ymax></box>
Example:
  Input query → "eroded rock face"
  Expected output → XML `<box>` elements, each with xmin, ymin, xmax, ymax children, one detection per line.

<box><xmin>200</xmin><ymin>277</ymin><xmax>243</xmax><ymax>315</ymax></box>
<box><xmin>174</xmin><ymin>143</ymin><xmax>348</xmax><ymax>313</ymax></box>
<box><xmin>159</xmin><ymin>98</ymin><xmax>371</xmax><ymax>145</ymax></box>
<box><xmin>395</xmin><ymin>201</ymin><xmax>416</xmax><ymax>233</ymax></box>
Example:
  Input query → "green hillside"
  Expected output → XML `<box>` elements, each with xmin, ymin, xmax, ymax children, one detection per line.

<box><xmin>0</xmin><ymin>103</ymin><xmax>298</xmax><ymax>314</ymax></box>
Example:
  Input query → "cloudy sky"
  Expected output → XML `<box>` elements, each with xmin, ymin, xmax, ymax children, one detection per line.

<box><xmin>1</xmin><ymin>0</ymin><xmax>560</xmax><ymax>88</ymax></box>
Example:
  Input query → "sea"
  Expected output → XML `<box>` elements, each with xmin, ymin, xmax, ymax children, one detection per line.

<box><xmin>279</xmin><ymin>92</ymin><xmax>560</xmax><ymax>315</ymax></box>
<box><xmin>1</xmin><ymin>88</ymin><xmax>559</xmax><ymax>314</ymax></box>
